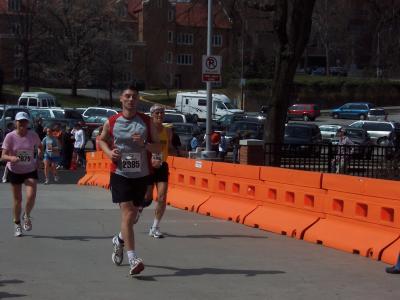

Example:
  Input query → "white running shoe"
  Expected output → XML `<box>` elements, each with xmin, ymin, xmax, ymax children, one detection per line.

<box><xmin>54</xmin><ymin>176</ymin><xmax>59</xmax><ymax>183</ymax></box>
<box><xmin>44</xmin><ymin>178</ymin><xmax>49</xmax><ymax>185</ymax></box>
<box><xmin>129</xmin><ymin>257</ymin><xmax>144</xmax><ymax>275</ymax></box>
<box><xmin>111</xmin><ymin>236</ymin><xmax>124</xmax><ymax>265</ymax></box>
<box><xmin>149</xmin><ymin>227</ymin><xmax>164</xmax><ymax>238</ymax></box>
<box><xmin>14</xmin><ymin>224</ymin><xmax>22</xmax><ymax>237</ymax></box>
<box><xmin>23</xmin><ymin>214</ymin><xmax>32</xmax><ymax>231</ymax></box>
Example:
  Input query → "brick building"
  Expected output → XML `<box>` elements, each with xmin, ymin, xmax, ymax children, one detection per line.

<box><xmin>131</xmin><ymin>0</ymin><xmax>233</xmax><ymax>89</ymax></box>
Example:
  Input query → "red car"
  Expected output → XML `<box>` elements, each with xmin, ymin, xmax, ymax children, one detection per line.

<box><xmin>287</xmin><ymin>104</ymin><xmax>320</xmax><ymax>121</ymax></box>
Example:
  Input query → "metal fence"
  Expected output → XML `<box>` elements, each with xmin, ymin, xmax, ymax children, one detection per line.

<box><xmin>264</xmin><ymin>143</ymin><xmax>400</xmax><ymax>180</ymax></box>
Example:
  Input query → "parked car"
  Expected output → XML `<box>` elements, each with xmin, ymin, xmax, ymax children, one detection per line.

<box><xmin>172</xmin><ymin>123</ymin><xmax>202</xmax><ymax>151</ymax></box>
<box><xmin>329</xmin><ymin>66</ymin><xmax>347</xmax><ymax>76</ymax></box>
<box><xmin>214</xmin><ymin>112</ymin><xmax>264</xmax><ymax>130</ymax></box>
<box><xmin>349</xmin><ymin>120</ymin><xmax>400</xmax><ymax>145</ymax></box>
<box><xmin>287</xmin><ymin>103</ymin><xmax>320</xmax><ymax>121</ymax></box>
<box><xmin>331</xmin><ymin>127</ymin><xmax>373</xmax><ymax>159</ymax></box>
<box><xmin>367</xmin><ymin>108</ymin><xmax>388</xmax><ymax>121</ymax></box>
<box><xmin>30</xmin><ymin>108</ymin><xmax>65</xmax><ymax>120</ymax></box>
<box><xmin>319</xmin><ymin>124</ymin><xmax>342</xmax><ymax>143</ymax></box>
<box><xmin>18</xmin><ymin>92</ymin><xmax>58</xmax><ymax>108</ymax></box>
<box><xmin>225</xmin><ymin>120</ymin><xmax>264</xmax><ymax>151</ymax></box>
<box><xmin>331</xmin><ymin>102</ymin><xmax>375</xmax><ymax>120</ymax></box>
<box><xmin>283</xmin><ymin>123</ymin><xmax>322</xmax><ymax>156</ymax></box>
<box><xmin>82</xmin><ymin>107</ymin><xmax>120</xmax><ymax>138</ymax></box>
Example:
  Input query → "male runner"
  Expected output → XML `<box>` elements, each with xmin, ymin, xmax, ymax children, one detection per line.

<box><xmin>98</xmin><ymin>85</ymin><xmax>160</xmax><ymax>275</ymax></box>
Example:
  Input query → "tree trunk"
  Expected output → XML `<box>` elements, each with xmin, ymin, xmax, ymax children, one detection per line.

<box><xmin>23</xmin><ymin>53</ymin><xmax>30</xmax><ymax>92</ymax></box>
<box><xmin>264</xmin><ymin>0</ymin><xmax>315</xmax><ymax>166</ymax></box>
<box><xmin>71</xmin><ymin>79</ymin><xmax>78</xmax><ymax>97</ymax></box>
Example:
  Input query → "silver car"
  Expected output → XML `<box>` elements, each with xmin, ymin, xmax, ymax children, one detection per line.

<box><xmin>349</xmin><ymin>120</ymin><xmax>400</xmax><ymax>145</ymax></box>
<box><xmin>319</xmin><ymin>124</ymin><xmax>342</xmax><ymax>143</ymax></box>
<box><xmin>367</xmin><ymin>108</ymin><xmax>388</xmax><ymax>121</ymax></box>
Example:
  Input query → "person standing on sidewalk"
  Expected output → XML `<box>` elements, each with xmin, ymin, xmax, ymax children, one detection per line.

<box><xmin>1</xmin><ymin>112</ymin><xmax>42</xmax><ymax>237</ymax></box>
<box><xmin>71</xmin><ymin>123</ymin><xmax>85</xmax><ymax>169</ymax></box>
<box><xmin>145</xmin><ymin>104</ymin><xmax>174</xmax><ymax>239</ymax></box>
<box><xmin>42</xmin><ymin>127</ymin><xmax>61</xmax><ymax>184</ymax></box>
<box><xmin>98</xmin><ymin>85</ymin><xmax>161</xmax><ymax>276</ymax></box>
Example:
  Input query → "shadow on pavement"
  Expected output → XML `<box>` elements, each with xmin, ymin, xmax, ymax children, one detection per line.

<box><xmin>29</xmin><ymin>235</ymin><xmax>113</xmax><ymax>242</ymax></box>
<box><xmin>0</xmin><ymin>276</ymin><xmax>26</xmax><ymax>298</ymax></box>
<box><xmin>134</xmin><ymin>265</ymin><xmax>285</xmax><ymax>281</ymax></box>
<box><xmin>162</xmin><ymin>233</ymin><xmax>268</xmax><ymax>240</ymax></box>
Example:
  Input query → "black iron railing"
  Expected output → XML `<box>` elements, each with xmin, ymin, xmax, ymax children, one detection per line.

<box><xmin>264</xmin><ymin>143</ymin><xmax>400</xmax><ymax>180</ymax></box>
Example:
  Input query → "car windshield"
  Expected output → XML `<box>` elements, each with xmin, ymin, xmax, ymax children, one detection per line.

<box><xmin>320</xmin><ymin>126</ymin><xmax>338</xmax><ymax>132</ymax></box>
<box><xmin>224</xmin><ymin>102</ymin><xmax>236</xmax><ymax>109</ymax></box>
<box><xmin>365</xmin><ymin>123</ymin><xmax>392</xmax><ymax>131</ymax></box>
<box><xmin>285</xmin><ymin>126</ymin><xmax>311</xmax><ymax>138</ymax></box>
<box><xmin>174</xmin><ymin>124</ymin><xmax>193</xmax><ymax>134</ymax></box>
<box><xmin>164</xmin><ymin>114</ymin><xmax>184</xmax><ymax>123</ymax></box>
<box><xmin>230</xmin><ymin>122</ymin><xmax>259</xmax><ymax>132</ymax></box>
<box><xmin>346</xmin><ymin>129</ymin><xmax>365</xmax><ymax>139</ymax></box>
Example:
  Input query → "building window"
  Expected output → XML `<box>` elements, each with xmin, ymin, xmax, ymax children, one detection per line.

<box><xmin>168</xmin><ymin>9</ymin><xmax>175</xmax><ymax>21</ymax></box>
<box><xmin>177</xmin><ymin>33</ymin><xmax>193</xmax><ymax>45</ymax></box>
<box><xmin>15</xmin><ymin>44</ymin><xmax>22</xmax><ymax>56</ymax></box>
<box><xmin>14</xmin><ymin>67</ymin><xmax>23</xmax><ymax>79</ymax></box>
<box><xmin>165</xmin><ymin>52</ymin><xmax>173</xmax><ymax>64</ymax></box>
<box><xmin>212</xmin><ymin>34</ymin><xmax>223</xmax><ymax>47</ymax></box>
<box><xmin>8</xmin><ymin>0</ymin><xmax>21</xmax><ymax>11</ymax></box>
<box><xmin>168</xmin><ymin>31</ymin><xmax>174</xmax><ymax>43</ymax></box>
<box><xmin>176</xmin><ymin>54</ymin><xmax>193</xmax><ymax>65</ymax></box>
<box><xmin>117</xmin><ymin>5</ymin><xmax>127</xmax><ymax>17</ymax></box>
<box><xmin>125</xmin><ymin>49</ymin><xmax>133</xmax><ymax>62</ymax></box>
<box><xmin>12</xmin><ymin>23</ymin><xmax>21</xmax><ymax>35</ymax></box>
<box><xmin>122</xmin><ymin>72</ymin><xmax>132</xmax><ymax>82</ymax></box>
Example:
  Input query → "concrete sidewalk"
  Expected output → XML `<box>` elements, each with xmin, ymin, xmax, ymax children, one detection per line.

<box><xmin>0</xmin><ymin>170</ymin><xmax>399</xmax><ymax>300</ymax></box>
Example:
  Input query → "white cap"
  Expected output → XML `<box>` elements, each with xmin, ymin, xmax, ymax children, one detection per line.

<box><xmin>15</xmin><ymin>112</ymin><xmax>30</xmax><ymax>121</ymax></box>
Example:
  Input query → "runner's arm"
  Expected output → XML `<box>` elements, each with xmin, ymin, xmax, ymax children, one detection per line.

<box><xmin>98</xmin><ymin>120</ymin><xmax>121</xmax><ymax>162</ymax></box>
<box><xmin>1</xmin><ymin>148</ymin><xmax>20</xmax><ymax>163</ymax></box>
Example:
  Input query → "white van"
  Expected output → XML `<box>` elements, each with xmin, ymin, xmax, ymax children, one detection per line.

<box><xmin>18</xmin><ymin>92</ymin><xmax>58</xmax><ymax>108</ymax></box>
<box><xmin>175</xmin><ymin>91</ymin><xmax>243</xmax><ymax>120</ymax></box>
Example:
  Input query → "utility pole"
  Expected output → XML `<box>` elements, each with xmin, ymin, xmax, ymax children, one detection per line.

<box><xmin>202</xmin><ymin>0</ymin><xmax>216</xmax><ymax>158</ymax></box>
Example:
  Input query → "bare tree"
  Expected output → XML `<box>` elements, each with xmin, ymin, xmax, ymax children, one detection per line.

<box><xmin>37</xmin><ymin>0</ymin><xmax>110</xmax><ymax>96</ymax></box>
<box><xmin>5</xmin><ymin>0</ymin><xmax>43</xmax><ymax>91</ymax></box>
<box><xmin>236</xmin><ymin>0</ymin><xmax>315</xmax><ymax>165</ymax></box>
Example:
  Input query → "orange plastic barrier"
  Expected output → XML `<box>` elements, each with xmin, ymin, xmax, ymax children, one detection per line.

<box><xmin>381</xmin><ymin>237</ymin><xmax>400</xmax><ymax>265</ymax></box>
<box><xmin>166</xmin><ymin>157</ymin><xmax>214</xmax><ymax>212</ymax></box>
<box><xmin>197</xmin><ymin>163</ymin><xmax>261</xmax><ymax>222</ymax></box>
<box><xmin>304</xmin><ymin>216</ymin><xmax>399</xmax><ymax>260</ymax></box>
<box><xmin>303</xmin><ymin>173</ymin><xmax>400</xmax><ymax>260</ymax></box>
<box><xmin>243</xmin><ymin>167</ymin><xmax>325</xmax><ymax>239</ymax></box>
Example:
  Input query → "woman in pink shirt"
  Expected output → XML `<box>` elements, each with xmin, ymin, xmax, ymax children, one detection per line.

<box><xmin>1</xmin><ymin>112</ymin><xmax>43</xmax><ymax>237</ymax></box>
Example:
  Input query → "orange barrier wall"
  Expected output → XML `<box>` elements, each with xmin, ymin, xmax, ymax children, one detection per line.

<box><xmin>304</xmin><ymin>174</ymin><xmax>400</xmax><ymax>263</ymax></box>
<box><xmin>79</xmin><ymin>153</ymin><xmax>400</xmax><ymax>265</ymax></box>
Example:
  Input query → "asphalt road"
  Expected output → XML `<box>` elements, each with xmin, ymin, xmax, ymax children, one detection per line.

<box><xmin>0</xmin><ymin>167</ymin><xmax>399</xmax><ymax>300</ymax></box>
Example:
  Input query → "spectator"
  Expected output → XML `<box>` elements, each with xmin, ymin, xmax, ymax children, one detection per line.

<box><xmin>95</xmin><ymin>126</ymin><xmax>104</xmax><ymax>151</ymax></box>
<box><xmin>62</xmin><ymin>127</ymin><xmax>74</xmax><ymax>170</ymax></box>
<box><xmin>231</xmin><ymin>130</ymin><xmax>242</xmax><ymax>164</ymax></box>
<box><xmin>71</xmin><ymin>123</ymin><xmax>85</xmax><ymax>169</ymax></box>
<box><xmin>218</xmin><ymin>131</ymin><xmax>227</xmax><ymax>161</ymax></box>
<box><xmin>34</xmin><ymin>118</ymin><xmax>45</xmax><ymax>140</ymax></box>
<box><xmin>333</xmin><ymin>128</ymin><xmax>354</xmax><ymax>174</ymax></box>
<box><xmin>189</xmin><ymin>132</ymin><xmax>200</xmax><ymax>152</ymax></box>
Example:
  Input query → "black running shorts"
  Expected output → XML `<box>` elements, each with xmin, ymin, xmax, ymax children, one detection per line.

<box><xmin>7</xmin><ymin>168</ymin><xmax>38</xmax><ymax>185</ymax></box>
<box><xmin>148</xmin><ymin>161</ymin><xmax>169</xmax><ymax>184</ymax></box>
<box><xmin>110</xmin><ymin>172</ymin><xmax>150</xmax><ymax>206</ymax></box>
